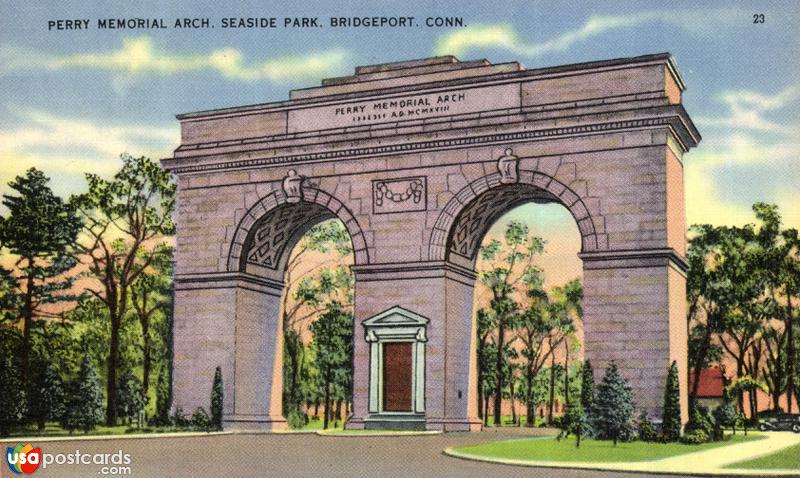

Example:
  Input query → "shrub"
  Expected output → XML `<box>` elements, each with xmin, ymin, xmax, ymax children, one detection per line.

<box><xmin>679</xmin><ymin>429</ymin><xmax>710</xmax><ymax>444</ymax></box>
<box><xmin>191</xmin><ymin>407</ymin><xmax>210</xmax><ymax>431</ymax></box>
<box><xmin>28</xmin><ymin>360</ymin><xmax>65</xmax><ymax>432</ymax></box>
<box><xmin>210</xmin><ymin>367</ymin><xmax>223</xmax><ymax>431</ymax></box>
<box><xmin>637</xmin><ymin>412</ymin><xmax>659</xmax><ymax>442</ymax></box>
<box><xmin>61</xmin><ymin>356</ymin><xmax>104</xmax><ymax>434</ymax></box>
<box><xmin>661</xmin><ymin>361</ymin><xmax>681</xmax><ymax>442</ymax></box>
<box><xmin>558</xmin><ymin>404</ymin><xmax>590</xmax><ymax>448</ymax></box>
<box><xmin>580</xmin><ymin>360</ymin><xmax>594</xmax><ymax>411</ymax></box>
<box><xmin>154</xmin><ymin>367</ymin><xmax>171</xmax><ymax>426</ymax></box>
<box><xmin>685</xmin><ymin>405</ymin><xmax>715</xmax><ymax>438</ymax></box>
<box><xmin>116</xmin><ymin>369</ymin><xmax>144</xmax><ymax>425</ymax></box>
<box><xmin>286</xmin><ymin>409</ymin><xmax>309</xmax><ymax>429</ymax></box>
<box><xmin>172</xmin><ymin>407</ymin><xmax>189</xmax><ymax>427</ymax></box>
<box><xmin>0</xmin><ymin>356</ymin><xmax>26</xmax><ymax>436</ymax></box>
<box><xmin>592</xmin><ymin>363</ymin><xmax>635</xmax><ymax>445</ymax></box>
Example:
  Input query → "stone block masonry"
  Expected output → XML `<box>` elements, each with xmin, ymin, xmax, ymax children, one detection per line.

<box><xmin>163</xmin><ymin>53</ymin><xmax>700</xmax><ymax>430</ymax></box>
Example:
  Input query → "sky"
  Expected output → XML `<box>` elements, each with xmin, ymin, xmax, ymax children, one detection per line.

<box><xmin>1</xmin><ymin>0</ymin><xmax>798</xmax><ymax>250</ymax></box>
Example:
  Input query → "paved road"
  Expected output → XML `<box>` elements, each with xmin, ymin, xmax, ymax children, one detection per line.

<box><xmin>1</xmin><ymin>428</ymin><xmax>727</xmax><ymax>478</ymax></box>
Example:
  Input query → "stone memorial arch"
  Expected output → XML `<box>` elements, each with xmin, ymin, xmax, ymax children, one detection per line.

<box><xmin>163</xmin><ymin>54</ymin><xmax>700</xmax><ymax>431</ymax></box>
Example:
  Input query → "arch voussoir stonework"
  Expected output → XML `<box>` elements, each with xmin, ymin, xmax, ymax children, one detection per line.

<box><xmin>428</xmin><ymin>170</ymin><xmax>606</xmax><ymax>262</ymax></box>
<box><xmin>227</xmin><ymin>185</ymin><xmax>370</xmax><ymax>273</ymax></box>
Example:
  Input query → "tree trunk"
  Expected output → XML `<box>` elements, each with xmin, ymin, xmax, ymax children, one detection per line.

<box><xmin>787</xmin><ymin>295</ymin><xmax>795</xmax><ymax>413</ymax></box>
<box><xmin>526</xmin><ymin>363</ymin><xmax>535</xmax><ymax>427</ymax></box>
<box><xmin>548</xmin><ymin>353</ymin><xmax>556</xmax><ymax>424</ymax></box>
<box><xmin>106</xmin><ymin>311</ymin><xmax>120</xmax><ymax>425</ymax></box>
<box><xmin>690</xmin><ymin>324</ymin><xmax>714</xmax><ymax>407</ymax></box>
<box><xmin>483</xmin><ymin>394</ymin><xmax>490</xmax><ymax>426</ymax></box>
<box><xmin>323</xmin><ymin>375</ymin><xmax>331</xmax><ymax>430</ymax></box>
<box><xmin>564</xmin><ymin>341</ymin><xmax>570</xmax><ymax>405</ymax></box>
<box><xmin>736</xmin><ymin>361</ymin><xmax>745</xmax><ymax>415</ymax></box>
<box><xmin>493</xmin><ymin>322</ymin><xmax>506</xmax><ymax>427</ymax></box>
<box><xmin>141</xmin><ymin>316</ymin><xmax>151</xmax><ymax>405</ymax></box>
<box><xmin>22</xmin><ymin>261</ymin><xmax>35</xmax><ymax>390</ymax></box>
<box><xmin>510</xmin><ymin>375</ymin><xmax>517</xmax><ymax>426</ymax></box>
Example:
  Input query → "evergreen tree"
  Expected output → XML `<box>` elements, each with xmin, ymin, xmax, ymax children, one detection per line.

<box><xmin>592</xmin><ymin>362</ymin><xmax>634</xmax><ymax>445</ymax></box>
<box><xmin>62</xmin><ymin>356</ymin><xmax>104</xmax><ymax>434</ymax></box>
<box><xmin>0</xmin><ymin>168</ymin><xmax>81</xmax><ymax>383</ymax></box>
<box><xmin>662</xmin><ymin>361</ymin><xmax>681</xmax><ymax>441</ymax></box>
<box><xmin>310</xmin><ymin>302</ymin><xmax>353</xmax><ymax>430</ymax></box>
<box><xmin>155</xmin><ymin>366</ymin><xmax>171</xmax><ymax>425</ymax></box>
<box><xmin>28</xmin><ymin>360</ymin><xmax>65</xmax><ymax>431</ymax></box>
<box><xmin>558</xmin><ymin>404</ymin><xmax>590</xmax><ymax>448</ymax></box>
<box><xmin>116</xmin><ymin>369</ymin><xmax>144</xmax><ymax>425</ymax></box>
<box><xmin>211</xmin><ymin>366</ymin><xmax>223</xmax><ymax>431</ymax></box>
<box><xmin>580</xmin><ymin>360</ymin><xmax>594</xmax><ymax>412</ymax></box>
<box><xmin>0</xmin><ymin>356</ymin><xmax>26</xmax><ymax>436</ymax></box>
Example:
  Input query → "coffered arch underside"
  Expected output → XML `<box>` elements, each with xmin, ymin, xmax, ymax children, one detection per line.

<box><xmin>429</xmin><ymin>170</ymin><xmax>606</xmax><ymax>265</ymax></box>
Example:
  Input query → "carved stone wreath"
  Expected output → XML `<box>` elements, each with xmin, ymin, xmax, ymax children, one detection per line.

<box><xmin>372</xmin><ymin>177</ymin><xmax>426</xmax><ymax>214</ymax></box>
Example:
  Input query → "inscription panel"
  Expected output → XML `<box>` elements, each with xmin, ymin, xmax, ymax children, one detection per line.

<box><xmin>288</xmin><ymin>83</ymin><xmax>519</xmax><ymax>133</ymax></box>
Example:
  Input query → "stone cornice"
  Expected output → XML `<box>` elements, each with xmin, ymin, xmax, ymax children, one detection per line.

<box><xmin>352</xmin><ymin>260</ymin><xmax>477</xmax><ymax>283</ymax></box>
<box><xmin>174</xmin><ymin>271</ymin><xmax>285</xmax><ymax>294</ymax></box>
<box><xmin>578</xmin><ymin>248</ymin><xmax>689</xmax><ymax>273</ymax></box>
<box><xmin>164</xmin><ymin>112</ymin><xmax>698</xmax><ymax>175</ymax></box>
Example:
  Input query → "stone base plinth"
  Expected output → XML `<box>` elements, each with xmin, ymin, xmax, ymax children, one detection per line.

<box><xmin>364</xmin><ymin>413</ymin><xmax>426</xmax><ymax>431</ymax></box>
<box><xmin>223</xmin><ymin>414</ymin><xmax>287</xmax><ymax>431</ymax></box>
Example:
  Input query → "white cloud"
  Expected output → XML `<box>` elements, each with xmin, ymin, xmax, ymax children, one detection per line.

<box><xmin>2</xmin><ymin>36</ymin><xmax>348</xmax><ymax>83</ymax></box>
<box><xmin>434</xmin><ymin>9</ymin><xmax>738</xmax><ymax>57</ymax></box>
<box><xmin>0</xmin><ymin>109</ymin><xmax>179</xmax><ymax>198</ymax></box>
<box><xmin>0</xmin><ymin>108</ymin><xmax>178</xmax><ymax>158</ymax></box>
<box><xmin>695</xmin><ymin>85</ymin><xmax>800</xmax><ymax>135</ymax></box>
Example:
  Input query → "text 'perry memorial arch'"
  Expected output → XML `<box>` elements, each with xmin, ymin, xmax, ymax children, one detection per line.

<box><xmin>162</xmin><ymin>54</ymin><xmax>700</xmax><ymax>431</ymax></box>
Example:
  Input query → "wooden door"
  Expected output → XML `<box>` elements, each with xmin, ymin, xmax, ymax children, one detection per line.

<box><xmin>382</xmin><ymin>342</ymin><xmax>413</xmax><ymax>412</ymax></box>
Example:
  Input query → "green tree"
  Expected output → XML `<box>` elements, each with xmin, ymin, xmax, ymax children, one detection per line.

<box><xmin>72</xmin><ymin>154</ymin><xmax>175</xmax><ymax>425</ymax></box>
<box><xmin>0</xmin><ymin>168</ymin><xmax>81</xmax><ymax>382</ymax></box>
<box><xmin>580</xmin><ymin>360</ymin><xmax>594</xmax><ymax>412</ymax></box>
<box><xmin>662</xmin><ymin>361</ymin><xmax>681</xmax><ymax>441</ymax></box>
<box><xmin>475</xmin><ymin>307</ymin><xmax>496</xmax><ymax>422</ymax></box>
<box><xmin>211</xmin><ymin>366</ymin><xmax>223</xmax><ymax>431</ymax></box>
<box><xmin>0</xmin><ymin>356</ymin><xmax>26</xmax><ymax>436</ymax></box>
<box><xmin>155</xmin><ymin>365</ymin><xmax>171</xmax><ymax>425</ymax></box>
<box><xmin>116</xmin><ymin>369</ymin><xmax>144</xmax><ymax>426</ymax></box>
<box><xmin>553</xmin><ymin>279</ymin><xmax>583</xmax><ymax>406</ymax></box>
<box><xmin>28</xmin><ymin>360</ymin><xmax>65</xmax><ymax>431</ymax></box>
<box><xmin>281</xmin><ymin>220</ymin><xmax>352</xmax><ymax>416</ymax></box>
<box><xmin>686</xmin><ymin>225</ymin><xmax>745</xmax><ymax>408</ymax></box>
<box><xmin>62</xmin><ymin>356</ymin><xmax>104</xmax><ymax>434</ymax></box>
<box><xmin>752</xmin><ymin>203</ymin><xmax>799</xmax><ymax>413</ymax></box>
<box><xmin>478</xmin><ymin>220</ymin><xmax>543</xmax><ymax>427</ymax></box>
<box><xmin>310</xmin><ymin>302</ymin><xmax>353</xmax><ymax>429</ymax></box>
<box><xmin>592</xmin><ymin>363</ymin><xmax>634</xmax><ymax>445</ymax></box>
<box><xmin>130</xmin><ymin>245</ymin><xmax>173</xmax><ymax>409</ymax></box>
<box><xmin>558</xmin><ymin>404</ymin><xmax>590</xmax><ymax>448</ymax></box>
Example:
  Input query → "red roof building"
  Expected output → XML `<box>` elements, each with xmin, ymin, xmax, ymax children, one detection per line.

<box><xmin>689</xmin><ymin>366</ymin><xmax>725</xmax><ymax>398</ymax></box>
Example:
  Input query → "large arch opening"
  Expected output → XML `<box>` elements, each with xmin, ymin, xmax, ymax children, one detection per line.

<box><xmin>433</xmin><ymin>174</ymin><xmax>592</xmax><ymax>428</ymax></box>
<box><xmin>223</xmin><ymin>188</ymin><xmax>365</xmax><ymax>431</ymax></box>
<box><xmin>471</xmin><ymin>201</ymin><xmax>583</xmax><ymax>427</ymax></box>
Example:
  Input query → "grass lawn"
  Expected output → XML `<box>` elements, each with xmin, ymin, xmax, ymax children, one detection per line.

<box><xmin>454</xmin><ymin>433</ymin><xmax>761</xmax><ymax>463</ymax></box>
<box><xmin>294</xmin><ymin>417</ymin><xmax>343</xmax><ymax>431</ymax></box>
<box><xmin>725</xmin><ymin>441</ymin><xmax>800</xmax><ymax>470</ymax></box>
<box><xmin>5</xmin><ymin>422</ymin><xmax>199</xmax><ymax>438</ymax></box>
